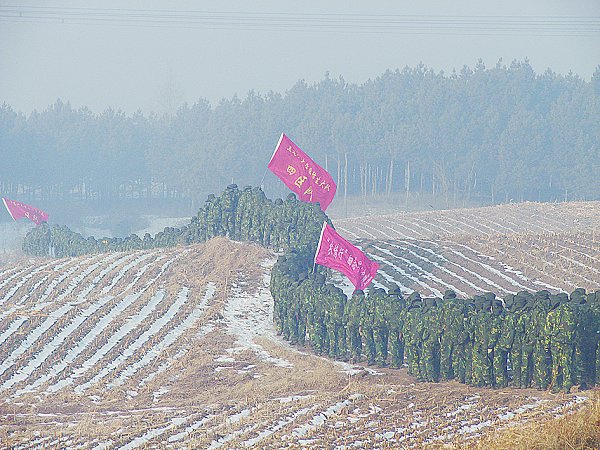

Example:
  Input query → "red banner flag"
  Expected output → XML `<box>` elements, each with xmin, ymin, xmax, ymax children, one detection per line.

<box><xmin>2</xmin><ymin>198</ymin><xmax>48</xmax><ymax>226</ymax></box>
<box><xmin>314</xmin><ymin>222</ymin><xmax>379</xmax><ymax>291</ymax></box>
<box><xmin>268</xmin><ymin>133</ymin><xmax>337</xmax><ymax>211</ymax></box>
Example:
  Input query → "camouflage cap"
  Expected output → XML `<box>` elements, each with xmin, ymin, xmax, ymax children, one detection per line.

<box><xmin>534</xmin><ymin>290</ymin><xmax>550</xmax><ymax>300</ymax></box>
<box><xmin>443</xmin><ymin>289</ymin><xmax>457</xmax><ymax>300</ymax></box>
<box><xmin>570</xmin><ymin>288</ymin><xmax>586</xmax><ymax>303</ymax></box>
<box><xmin>424</xmin><ymin>297</ymin><xmax>437</xmax><ymax>308</ymax></box>
<box><xmin>408</xmin><ymin>291</ymin><xmax>421</xmax><ymax>301</ymax></box>
<box><xmin>483</xmin><ymin>292</ymin><xmax>496</xmax><ymax>302</ymax></box>
<box><xmin>549</xmin><ymin>294</ymin><xmax>561</xmax><ymax>310</ymax></box>
<box><xmin>503</xmin><ymin>294</ymin><xmax>515</xmax><ymax>308</ymax></box>
<box><xmin>389</xmin><ymin>285</ymin><xmax>403</xmax><ymax>297</ymax></box>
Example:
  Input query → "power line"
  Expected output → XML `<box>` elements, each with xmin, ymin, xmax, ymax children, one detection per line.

<box><xmin>0</xmin><ymin>6</ymin><xmax>599</xmax><ymax>36</ymax></box>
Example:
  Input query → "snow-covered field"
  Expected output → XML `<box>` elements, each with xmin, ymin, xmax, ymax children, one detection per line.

<box><xmin>339</xmin><ymin>201</ymin><xmax>600</xmax><ymax>295</ymax></box>
<box><xmin>1</xmin><ymin>201</ymin><xmax>599</xmax><ymax>448</ymax></box>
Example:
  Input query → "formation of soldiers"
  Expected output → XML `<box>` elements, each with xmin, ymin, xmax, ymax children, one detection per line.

<box><xmin>22</xmin><ymin>184</ymin><xmax>328</xmax><ymax>258</ymax></box>
<box><xmin>21</xmin><ymin>184</ymin><xmax>600</xmax><ymax>392</ymax></box>
<box><xmin>271</xmin><ymin>253</ymin><xmax>600</xmax><ymax>392</ymax></box>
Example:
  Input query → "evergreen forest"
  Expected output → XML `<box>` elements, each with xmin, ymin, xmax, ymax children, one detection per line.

<box><xmin>1</xmin><ymin>59</ymin><xmax>599</xmax><ymax>222</ymax></box>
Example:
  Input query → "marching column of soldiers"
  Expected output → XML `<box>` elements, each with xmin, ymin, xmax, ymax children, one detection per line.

<box><xmin>21</xmin><ymin>184</ymin><xmax>600</xmax><ymax>392</ymax></box>
<box><xmin>271</xmin><ymin>253</ymin><xmax>600</xmax><ymax>393</ymax></box>
<box><xmin>22</xmin><ymin>184</ymin><xmax>329</xmax><ymax>258</ymax></box>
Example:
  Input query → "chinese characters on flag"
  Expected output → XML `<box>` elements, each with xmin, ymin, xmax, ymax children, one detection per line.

<box><xmin>2</xmin><ymin>198</ymin><xmax>48</xmax><ymax>226</ymax></box>
<box><xmin>267</xmin><ymin>133</ymin><xmax>337</xmax><ymax>211</ymax></box>
<box><xmin>314</xmin><ymin>222</ymin><xmax>379</xmax><ymax>291</ymax></box>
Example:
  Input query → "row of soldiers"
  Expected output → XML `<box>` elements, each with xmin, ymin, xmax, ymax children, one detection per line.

<box><xmin>22</xmin><ymin>185</ymin><xmax>329</xmax><ymax>258</ymax></box>
<box><xmin>271</xmin><ymin>253</ymin><xmax>600</xmax><ymax>392</ymax></box>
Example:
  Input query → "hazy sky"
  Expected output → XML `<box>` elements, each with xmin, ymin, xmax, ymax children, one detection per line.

<box><xmin>1</xmin><ymin>0</ymin><xmax>598</xmax><ymax>115</ymax></box>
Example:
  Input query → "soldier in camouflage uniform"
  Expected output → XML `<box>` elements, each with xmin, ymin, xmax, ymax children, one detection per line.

<box><xmin>586</xmin><ymin>291</ymin><xmax>600</xmax><ymax>385</ymax></box>
<box><xmin>488</xmin><ymin>298</ymin><xmax>504</xmax><ymax>386</ymax></box>
<box><xmin>235</xmin><ymin>186</ymin><xmax>253</xmax><ymax>241</ymax></box>
<box><xmin>404</xmin><ymin>292</ymin><xmax>424</xmax><ymax>379</ymax></box>
<box><xmin>204</xmin><ymin>194</ymin><xmax>220</xmax><ymax>239</ymax></box>
<box><xmin>220</xmin><ymin>184</ymin><xmax>239</xmax><ymax>239</ymax></box>
<box><xmin>387</xmin><ymin>286</ymin><xmax>406</xmax><ymax>369</ymax></box>
<box><xmin>372</xmin><ymin>288</ymin><xmax>389</xmax><ymax>366</ymax></box>
<box><xmin>440</xmin><ymin>294</ymin><xmax>464</xmax><ymax>381</ymax></box>
<box><xmin>346</xmin><ymin>289</ymin><xmax>364</xmax><ymax>362</ymax></box>
<box><xmin>282</xmin><ymin>193</ymin><xmax>299</xmax><ymax>249</ymax></box>
<box><xmin>286</xmin><ymin>278</ymin><xmax>302</xmax><ymax>344</ymax></box>
<box><xmin>572</xmin><ymin>290</ymin><xmax>595</xmax><ymax>389</ymax></box>
<box><xmin>516</xmin><ymin>291</ymin><xmax>536</xmax><ymax>388</ymax></box>
<box><xmin>326</xmin><ymin>285</ymin><xmax>347</xmax><ymax>359</ymax></box>
<box><xmin>420</xmin><ymin>297</ymin><xmax>441</xmax><ymax>381</ymax></box>
<box><xmin>470</xmin><ymin>296</ymin><xmax>492</xmax><ymax>387</ymax></box>
<box><xmin>309</xmin><ymin>275</ymin><xmax>328</xmax><ymax>355</ymax></box>
<box><xmin>361</xmin><ymin>289</ymin><xmax>376</xmax><ymax>365</ymax></box>
<box><xmin>546</xmin><ymin>298</ymin><xmax>577</xmax><ymax>392</ymax></box>
<box><xmin>249</xmin><ymin>187</ymin><xmax>267</xmax><ymax>244</ymax></box>
<box><xmin>531</xmin><ymin>290</ymin><xmax>551</xmax><ymax>389</ymax></box>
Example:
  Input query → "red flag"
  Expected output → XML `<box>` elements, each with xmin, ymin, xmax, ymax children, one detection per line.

<box><xmin>2</xmin><ymin>198</ymin><xmax>48</xmax><ymax>226</ymax></box>
<box><xmin>268</xmin><ymin>133</ymin><xmax>336</xmax><ymax>211</ymax></box>
<box><xmin>314</xmin><ymin>222</ymin><xmax>379</xmax><ymax>291</ymax></box>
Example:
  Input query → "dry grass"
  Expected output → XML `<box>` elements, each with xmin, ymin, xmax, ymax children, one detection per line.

<box><xmin>460</xmin><ymin>389</ymin><xmax>600</xmax><ymax>450</ymax></box>
<box><xmin>2</xmin><ymin>235</ymin><xmax>599</xmax><ymax>448</ymax></box>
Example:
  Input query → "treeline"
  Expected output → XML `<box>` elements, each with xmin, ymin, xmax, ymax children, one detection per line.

<box><xmin>2</xmin><ymin>60</ymin><xmax>599</xmax><ymax>212</ymax></box>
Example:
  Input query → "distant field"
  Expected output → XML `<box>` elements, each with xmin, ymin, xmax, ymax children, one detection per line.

<box><xmin>1</xmin><ymin>202</ymin><xmax>599</xmax><ymax>448</ymax></box>
<box><xmin>337</xmin><ymin>201</ymin><xmax>600</xmax><ymax>296</ymax></box>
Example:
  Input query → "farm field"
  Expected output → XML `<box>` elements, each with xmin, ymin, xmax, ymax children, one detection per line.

<box><xmin>337</xmin><ymin>201</ymin><xmax>600</xmax><ymax>296</ymax></box>
<box><xmin>1</xmin><ymin>201</ymin><xmax>599</xmax><ymax>448</ymax></box>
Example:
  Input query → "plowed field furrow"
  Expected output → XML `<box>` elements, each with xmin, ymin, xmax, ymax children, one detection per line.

<box><xmin>72</xmin><ymin>289</ymin><xmax>167</xmax><ymax>393</ymax></box>
<box><xmin>371</xmin><ymin>244</ymin><xmax>460</xmax><ymax>296</ymax></box>
<box><xmin>31</xmin><ymin>253</ymin><xmax>120</xmax><ymax>312</ymax></box>
<box><xmin>100</xmin><ymin>252</ymin><xmax>156</xmax><ymax>294</ymax></box>
<box><xmin>465</xmin><ymin>214</ymin><xmax>514</xmax><ymax>235</ymax></box>
<box><xmin>427</xmin><ymin>215</ymin><xmax>483</xmax><ymax>237</ymax></box>
<box><xmin>373</xmin><ymin>218</ymin><xmax>419</xmax><ymax>240</ymax></box>
<box><xmin>379</xmin><ymin>241</ymin><xmax>485</xmax><ymax>296</ymax></box>
<box><xmin>108</xmin><ymin>283</ymin><xmax>215</xmax><ymax>389</ymax></box>
<box><xmin>7</xmin><ymin>294</ymin><xmax>116</xmax><ymax>395</ymax></box>
<box><xmin>370</xmin><ymin>252</ymin><xmax>442</xmax><ymax>297</ymax></box>
<box><xmin>25</xmin><ymin>254</ymin><xmax>98</xmax><ymax>311</ymax></box>
<box><xmin>0</xmin><ymin>264</ymin><xmax>36</xmax><ymax>293</ymax></box>
<box><xmin>501</xmin><ymin>210</ymin><xmax>560</xmax><ymax>234</ymax></box>
<box><xmin>121</xmin><ymin>254</ymin><xmax>168</xmax><ymax>293</ymax></box>
<box><xmin>39</xmin><ymin>253</ymin><xmax>180</xmax><ymax>394</ymax></box>
<box><xmin>27</xmin><ymin>293</ymin><xmax>144</xmax><ymax>393</ymax></box>
<box><xmin>377</xmin><ymin>218</ymin><xmax>413</xmax><ymax>239</ymax></box>
<box><xmin>444</xmin><ymin>244</ymin><xmax>534</xmax><ymax>292</ymax></box>
<box><xmin>476</xmin><ymin>239</ymin><xmax>596</xmax><ymax>290</ymax></box>
<box><xmin>0</xmin><ymin>261</ymin><xmax>55</xmax><ymax>307</ymax></box>
<box><xmin>97</xmin><ymin>288</ymin><xmax>193</xmax><ymax>389</ymax></box>
<box><xmin>0</xmin><ymin>253</ymin><xmax>163</xmax><ymax>392</ymax></box>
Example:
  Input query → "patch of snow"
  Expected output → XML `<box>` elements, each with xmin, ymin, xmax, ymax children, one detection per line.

<box><xmin>221</xmin><ymin>258</ymin><xmax>292</xmax><ymax>368</ymax></box>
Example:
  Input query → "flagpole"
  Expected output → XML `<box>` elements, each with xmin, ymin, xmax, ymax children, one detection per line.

<box><xmin>262</xmin><ymin>132</ymin><xmax>285</xmax><ymax>189</ymax></box>
<box><xmin>259</xmin><ymin>168</ymin><xmax>269</xmax><ymax>189</ymax></box>
<box><xmin>2</xmin><ymin>198</ymin><xmax>16</xmax><ymax>221</ymax></box>
<box><xmin>313</xmin><ymin>221</ymin><xmax>328</xmax><ymax>273</ymax></box>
